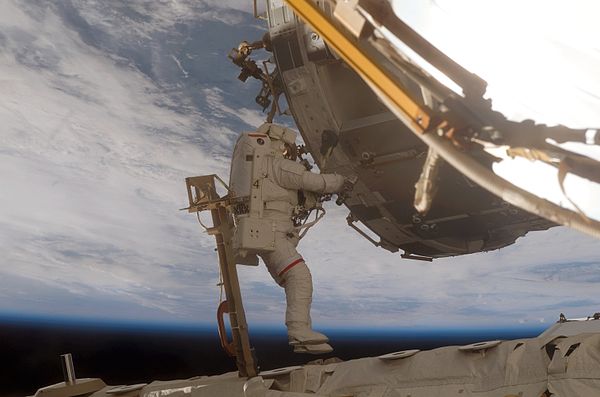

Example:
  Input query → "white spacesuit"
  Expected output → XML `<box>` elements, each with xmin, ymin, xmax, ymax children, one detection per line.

<box><xmin>229</xmin><ymin>123</ymin><xmax>345</xmax><ymax>354</ymax></box>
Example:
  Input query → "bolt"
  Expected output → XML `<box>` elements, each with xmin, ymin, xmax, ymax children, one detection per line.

<box><xmin>310</xmin><ymin>32</ymin><xmax>320</xmax><ymax>41</ymax></box>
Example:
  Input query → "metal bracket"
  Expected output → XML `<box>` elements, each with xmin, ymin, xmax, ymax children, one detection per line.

<box><xmin>414</xmin><ymin>148</ymin><xmax>443</xmax><ymax>215</ymax></box>
<box><xmin>183</xmin><ymin>174</ymin><xmax>232</xmax><ymax>213</ymax></box>
<box><xmin>346</xmin><ymin>213</ymin><xmax>380</xmax><ymax>247</ymax></box>
<box><xmin>401</xmin><ymin>253</ymin><xmax>433</xmax><ymax>262</ymax></box>
<box><xmin>253</xmin><ymin>0</ymin><xmax>267</xmax><ymax>20</ymax></box>
<box><xmin>334</xmin><ymin>0</ymin><xmax>368</xmax><ymax>38</ymax></box>
<box><xmin>347</xmin><ymin>214</ymin><xmax>432</xmax><ymax>260</ymax></box>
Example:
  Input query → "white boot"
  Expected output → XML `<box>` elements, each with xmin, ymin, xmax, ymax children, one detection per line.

<box><xmin>288</xmin><ymin>328</ymin><xmax>329</xmax><ymax>346</ymax></box>
<box><xmin>282</xmin><ymin>263</ymin><xmax>330</xmax><ymax>347</ymax></box>
<box><xmin>293</xmin><ymin>343</ymin><xmax>333</xmax><ymax>355</ymax></box>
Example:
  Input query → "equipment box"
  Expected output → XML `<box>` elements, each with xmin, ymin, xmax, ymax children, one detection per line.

<box><xmin>233</xmin><ymin>217</ymin><xmax>276</xmax><ymax>252</ymax></box>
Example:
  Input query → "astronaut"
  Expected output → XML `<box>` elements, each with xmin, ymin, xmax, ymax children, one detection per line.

<box><xmin>229</xmin><ymin>123</ymin><xmax>345</xmax><ymax>354</ymax></box>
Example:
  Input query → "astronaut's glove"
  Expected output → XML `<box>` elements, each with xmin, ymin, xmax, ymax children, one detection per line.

<box><xmin>335</xmin><ymin>176</ymin><xmax>358</xmax><ymax>206</ymax></box>
<box><xmin>342</xmin><ymin>177</ymin><xmax>356</xmax><ymax>193</ymax></box>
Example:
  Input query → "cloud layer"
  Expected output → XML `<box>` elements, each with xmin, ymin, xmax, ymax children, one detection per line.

<box><xmin>0</xmin><ymin>0</ymin><xmax>599</xmax><ymax>330</ymax></box>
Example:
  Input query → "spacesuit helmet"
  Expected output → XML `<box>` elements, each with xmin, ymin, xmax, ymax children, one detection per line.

<box><xmin>257</xmin><ymin>123</ymin><xmax>298</xmax><ymax>160</ymax></box>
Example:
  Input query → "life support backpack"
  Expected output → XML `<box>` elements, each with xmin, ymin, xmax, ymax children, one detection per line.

<box><xmin>229</xmin><ymin>131</ymin><xmax>277</xmax><ymax>261</ymax></box>
<box><xmin>229</xmin><ymin>124</ymin><xmax>325</xmax><ymax>263</ymax></box>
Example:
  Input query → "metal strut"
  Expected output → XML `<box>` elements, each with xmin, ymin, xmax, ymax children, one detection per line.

<box><xmin>184</xmin><ymin>175</ymin><xmax>258</xmax><ymax>378</ymax></box>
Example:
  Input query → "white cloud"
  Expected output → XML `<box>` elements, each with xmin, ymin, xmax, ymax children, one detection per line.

<box><xmin>0</xmin><ymin>0</ymin><xmax>233</xmax><ymax>321</ymax></box>
<box><xmin>1</xmin><ymin>0</ymin><xmax>599</xmax><ymax>332</ymax></box>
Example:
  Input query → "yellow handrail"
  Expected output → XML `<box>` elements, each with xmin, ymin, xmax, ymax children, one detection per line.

<box><xmin>285</xmin><ymin>0</ymin><xmax>431</xmax><ymax>133</ymax></box>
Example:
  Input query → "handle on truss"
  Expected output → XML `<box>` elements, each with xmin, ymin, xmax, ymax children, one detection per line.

<box><xmin>217</xmin><ymin>300</ymin><xmax>236</xmax><ymax>357</ymax></box>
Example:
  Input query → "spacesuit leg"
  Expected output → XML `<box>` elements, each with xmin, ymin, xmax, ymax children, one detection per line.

<box><xmin>279</xmin><ymin>262</ymin><xmax>328</xmax><ymax>344</ymax></box>
<box><xmin>280</xmin><ymin>263</ymin><xmax>332</xmax><ymax>354</ymax></box>
<box><xmin>260</xmin><ymin>233</ymin><xmax>332</xmax><ymax>351</ymax></box>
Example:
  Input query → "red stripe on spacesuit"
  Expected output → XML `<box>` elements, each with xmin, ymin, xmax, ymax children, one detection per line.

<box><xmin>278</xmin><ymin>258</ymin><xmax>304</xmax><ymax>276</ymax></box>
<box><xmin>248</xmin><ymin>133</ymin><xmax>268</xmax><ymax>138</ymax></box>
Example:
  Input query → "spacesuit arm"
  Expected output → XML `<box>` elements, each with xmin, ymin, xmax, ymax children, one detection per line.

<box><xmin>274</xmin><ymin>158</ymin><xmax>345</xmax><ymax>193</ymax></box>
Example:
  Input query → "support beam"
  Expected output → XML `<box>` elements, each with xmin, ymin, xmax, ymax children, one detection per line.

<box><xmin>185</xmin><ymin>175</ymin><xmax>258</xmax><ymax>378</ymax></box>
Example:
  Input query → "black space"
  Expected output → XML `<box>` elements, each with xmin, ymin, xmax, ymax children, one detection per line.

<box><xmin>2</xmin><ymin>319</ymin><xmax>544</xmax><ymax>397</ymax></box>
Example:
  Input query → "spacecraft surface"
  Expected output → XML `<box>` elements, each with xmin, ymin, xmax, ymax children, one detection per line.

<box><xmin>30</xmin><ymin>316</ymin><xmax>600</xmax><ymax>397</ymax></box>
<box><xmin>227</xmin><ymin>0</ymin><xmax>600</xmax><ymax>259</ymax></box>
<box><xmin>259</xmin><ymin>1</ymin><xmax>551</xmax><ymax>258</ymax></box>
